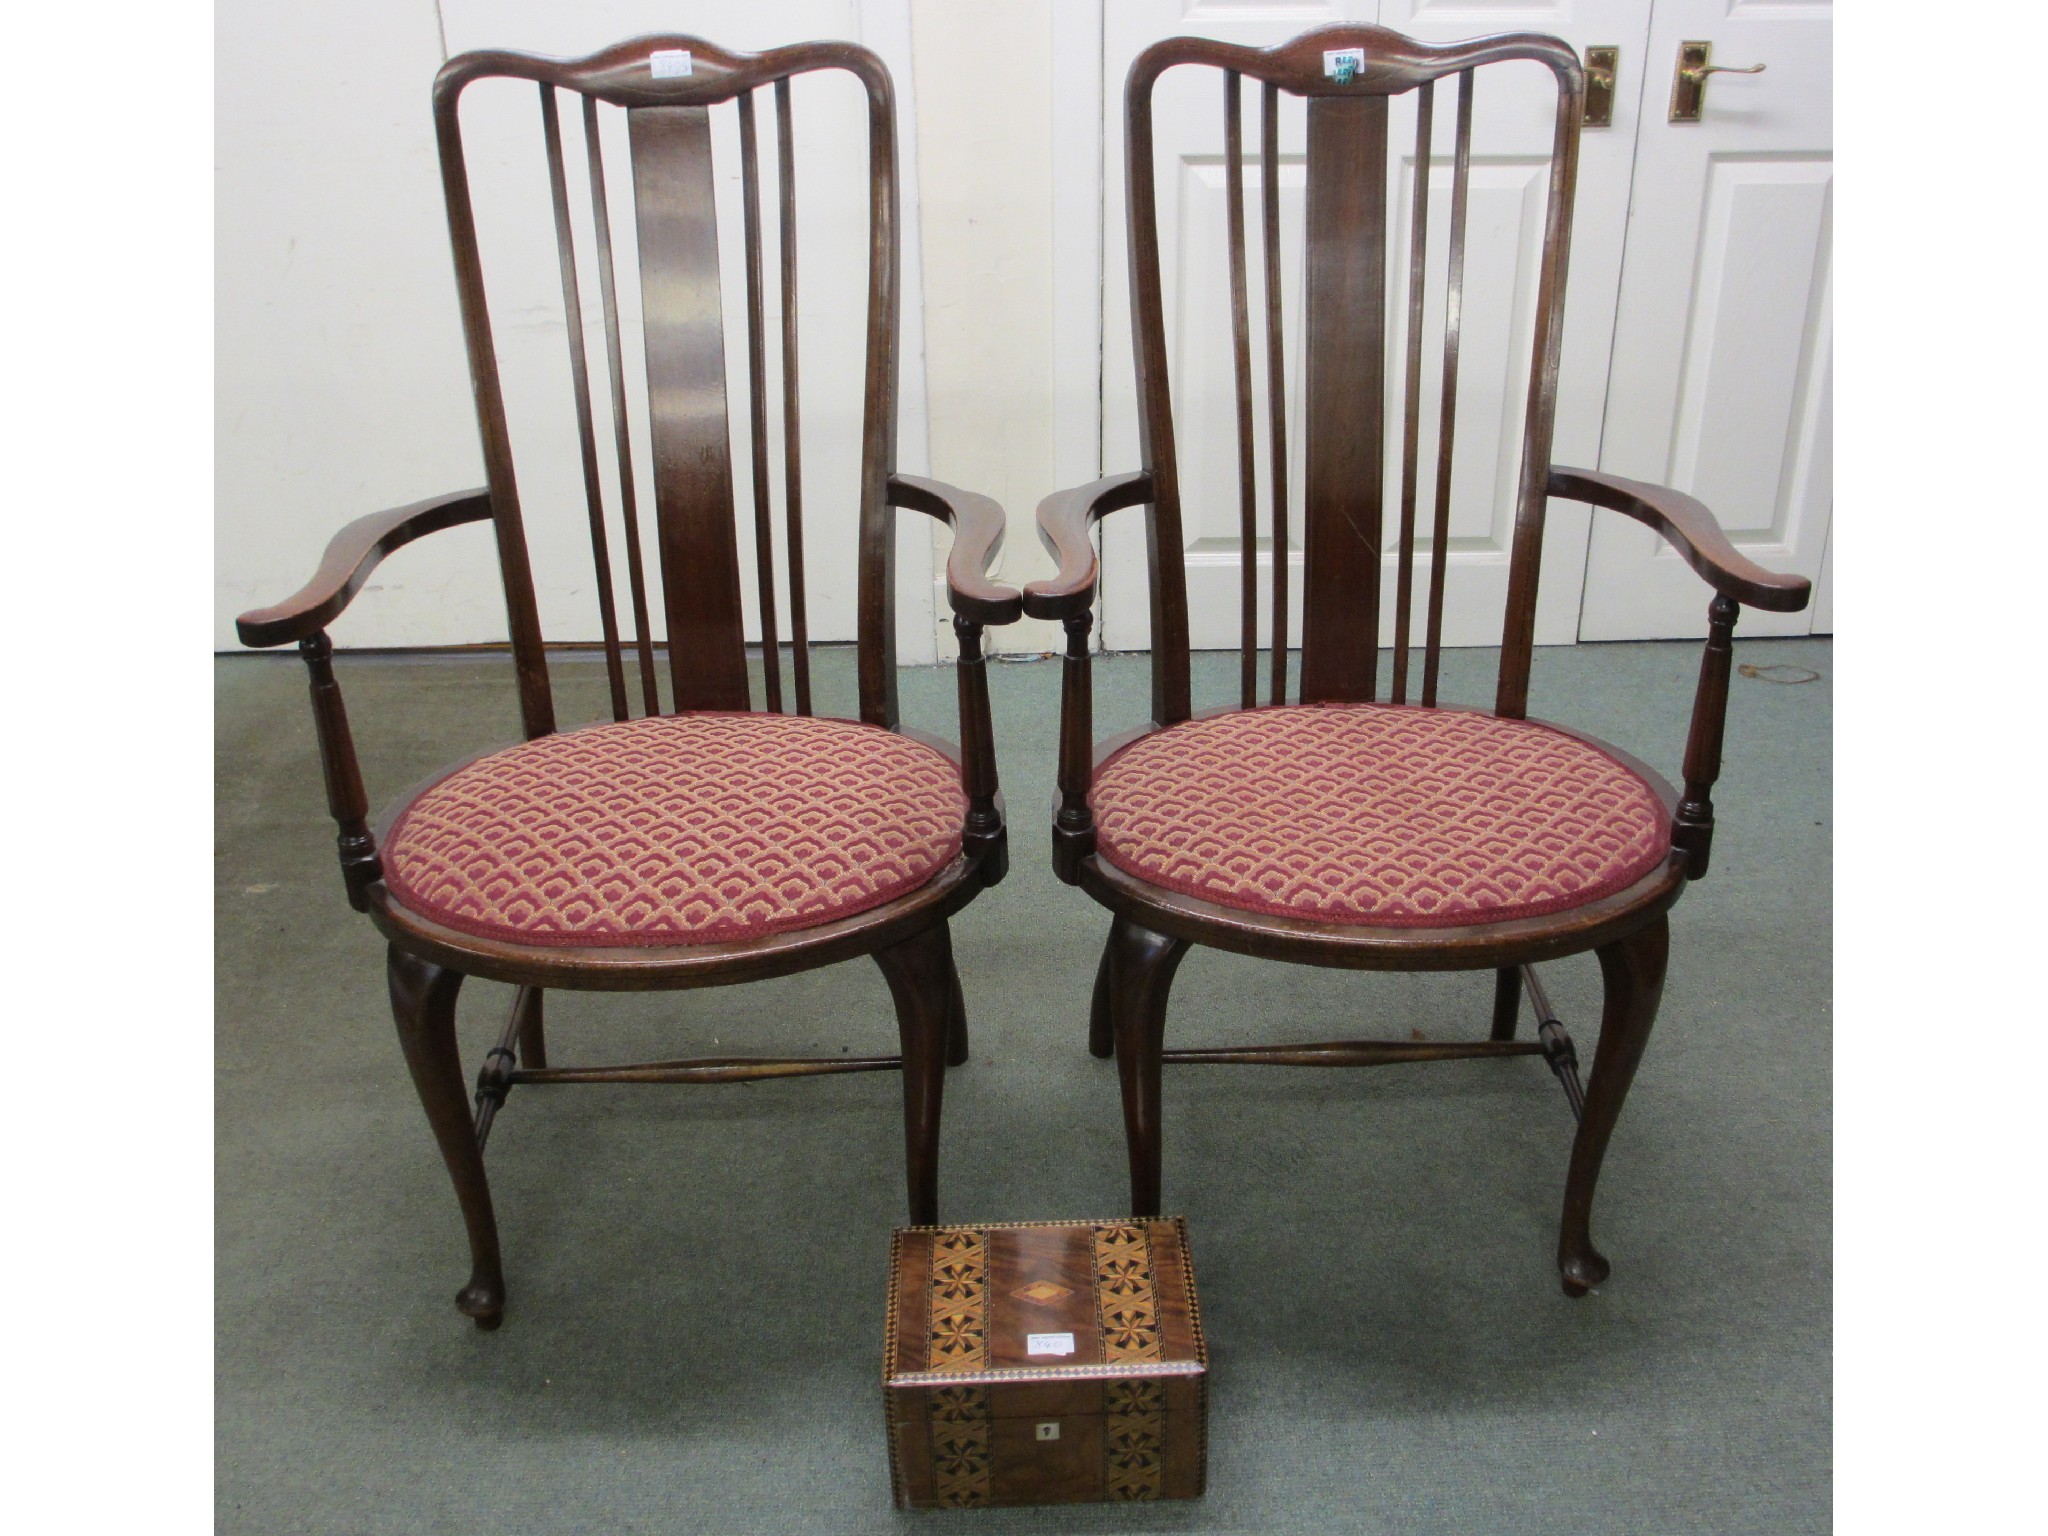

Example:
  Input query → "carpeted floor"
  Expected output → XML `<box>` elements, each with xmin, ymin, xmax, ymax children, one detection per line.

<box><xmin>216</xmin><ymin>638</ymin><xmax>1830</xmax><ymax>1534</ymax></box>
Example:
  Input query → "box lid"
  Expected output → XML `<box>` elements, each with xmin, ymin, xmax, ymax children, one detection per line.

<box><xmin>885</xmin><ymin>1218</ymin><xmax>1206</xmax><ymax>1391</ymax></box>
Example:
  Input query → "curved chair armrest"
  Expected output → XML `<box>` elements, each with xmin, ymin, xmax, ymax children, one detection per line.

<box><xmin>1021</xmin><ymin>471</ymin><xmax>1154</xmax><ymax>620</ymax></box>
<box><xmin>1548</xmin><ymin>466</ymin><xmax>1810</xmax><ymax>613</ymax></box>
<box><xmin>1553</xmin><ymin>463</ymin><xmax>1814</xmax><ymax>884</ymax></box>
<box><xmin>235</xmin><ymin>489</ymin><xmax>494</xmax><ymax>648</ymax></box>
<box><xmin>886</xmin><ymin>473</ymin><xmax>1024</xmax><ymax>626</ymax></box>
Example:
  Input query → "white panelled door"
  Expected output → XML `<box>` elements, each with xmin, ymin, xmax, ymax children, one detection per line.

<box><xmin>1578</xmin><ymin>1</ymin><xmax>1833</xmax><ymax>639</ymax></box>
<box><xmin>1095</xmin><ymin>1</ymin><xmax>1658</xmax><ymax>655</ymax></box>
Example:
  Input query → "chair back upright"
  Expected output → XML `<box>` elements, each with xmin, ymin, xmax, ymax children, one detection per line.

<box><xmin>1123</xmin><ymin>26</ymin><xmax>1585</xmax><ymax>725</ymax></box>
<box><xmin>432</xmin><ymin>36</ymin><xmax>905</xmax><ymax>738</ymax></box>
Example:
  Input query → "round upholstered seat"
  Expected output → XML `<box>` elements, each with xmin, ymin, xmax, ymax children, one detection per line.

<box><xmin>1089</xmin><ymin>704</ymin><xmax>1671</xmax><ymax>929</ymax></box>
<box><xmin>384</xmin><ymin>713</ymin><xmax>966</xmax><ymax>947</ymax></box>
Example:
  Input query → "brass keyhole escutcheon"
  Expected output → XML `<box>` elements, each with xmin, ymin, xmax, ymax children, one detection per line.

<box><xmin>1670</xmin><ymin>39</ymin><xmax>1766</xmax><ymax>122</ymax></box>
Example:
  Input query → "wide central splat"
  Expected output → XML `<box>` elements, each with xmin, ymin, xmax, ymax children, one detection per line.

<box><xmin>1298</xmin><ymin>94</ymin><xmax>1390</xmax><ymax>705</ymax></box>
<box><xmin>629</xmin><ymin>103</ymin><xmax>752</xmax><ymax>711</ymax></box>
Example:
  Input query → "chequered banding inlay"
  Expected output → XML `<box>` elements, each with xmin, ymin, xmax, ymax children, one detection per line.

<box><xmin>1091</xmin><ymin>1224</ymin><xmax>1162</xmax><ymax>1364</ymax></box>
<box><xmin>926</xmin><ymin>1228</ymin><xmax>989</xmax><ymax>1372</ymax></box>
<box><xmin>1095</xmin><ymin>1227</ymin><xmax>1168</xmax><ymax>1499</ymax></box>
<box><xmin>1089</xmin><ymin>703</ymin><xmax>1670</xmax><ymax>927</ymax></box>
<box><xmin>1104</xmin><ymin>1409</ymin><xmax>1166</xmax><ymax>1501</ymax></box>
<box><xmin>927</xmin><ymin>1385</ymin><xmax>993</xmax><ymax>1508</ymax></box>
<box><xmin>1105</xmin><ymin>1378</ymin><xmax>1167</xmax><ymax>1415</ymax></box>
<box><xmin>384</xmin><ymin>712</ymin><xmax>965</xmax><ymax>947</ymax></box>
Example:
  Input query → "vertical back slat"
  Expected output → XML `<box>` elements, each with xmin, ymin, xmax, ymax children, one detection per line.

<box><xmin>1494</xmin><ymin>67</ymin><xmax>1584</xmax><ymax>719</ymax></box>
<box><xmin>1224</xmin><ymin>72</ymin><xmax>1258</xmax><ymax>710</ymax></box>
<box><xmin>1261</xmin><ymin>82</ymin><xmax>1289</xmax><ymax>706</ymax></box>
<box><xmin>854</xmin><ymin>62</ymin><xmax>903</xmax><ymax>730</ymax></box>
<box><xmin>1125</xmin><ymin>68</ymin><xmax>1193</xmax><ymax>727</ymax></box>
<box><xmin>1390</xmin><ymin>80</ymin><xmax>1433</xmax><ymax>706</ymax></box>
<box><xmin>775</xmin><ymin>78</ymin><xmax>813</xmax><ymax>716</ymax></box>
<box><xmin>737</xmin><ymin>91</ymin><xmax>784</xmax><ymax>712</ymax></box>
<box><xmin>584</xmin><ymin>96</ymin><xmax>663</xmax><ymax>717</ymax></box>
<box><xmin>630</xmin><ymin>104</ymin><xmax>751</xmax><ymax>712</ymax></box>
<box><xmin>432</xmin><ymin>82</ymin><xmax>555</xmax><ymax>738</ymax></box>
<box><xmin>1297</xmin><ymin>95</ymin><xmax>1388</xmax><ymax>705</ymax></box>
<box><xmin>1422</xmin><ymin>70</ymin><xmax>1473</xmax><ymax>709</ymax></box>
<box><xmin>540</xmin><ymin>86</ymin><xmax>630</xmax><ymax>721</ymax></box>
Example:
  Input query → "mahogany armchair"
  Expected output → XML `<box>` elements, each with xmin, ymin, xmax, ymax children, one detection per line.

<box><xmin>1027</xmin><ymin>27</ymin><xmax>1811</xmax><ymax>1296</ymax></box>
<box><xmin>236</xmin><ymin>37</ymin><xmax>1021</xmax><ymax>1328</ymax></box>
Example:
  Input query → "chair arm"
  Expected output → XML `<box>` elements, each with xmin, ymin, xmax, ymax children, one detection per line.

<box><xmin>1023</xmin><ymin>475</ymin><xmax>1153</xmax><ymax>879</ymax></box>
<box><xmin>234</xmin><ymin>489</ymin><xmax>494</xmax><ymax>648</ymax></box>
<box><xmin>885</xmin><ymin>473</ymin><xmax>1020</xmax><ymax>885</ymax></box>
<box><xmin>1547</xmin><ymin>466</ymin><xmax>1810</xmax><ymax>613</ymax></box>
<box><xmin>886</xmin><ymin>473</ymin><xmax>1024</xmax><ymax>626</ymax></box>
<box><xmin>1021</xmin><ymin>471</ymin><xmax>1154</xmax><ymax>620</ymax></box>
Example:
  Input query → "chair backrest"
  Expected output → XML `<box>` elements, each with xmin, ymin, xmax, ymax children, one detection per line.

<box><xmin>1123</xmin><ymin>26</ymin><xmax>1583</xmax><ymax>726</ymax></box>
<box><xmin>433</xmin><ymin>36</ymin><xmax>904</xmax><ymax>739</ymax></box>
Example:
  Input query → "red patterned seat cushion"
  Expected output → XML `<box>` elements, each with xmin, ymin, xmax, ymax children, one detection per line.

<box><xmin>1089</xmin><ymin>704</ymin><xmax>1670</xmax><ymax>928</ymax></box>
<box><xmin>384</xmin><ymin>713</ymin><xmax>965</xmax><ymax>947</ymax></box>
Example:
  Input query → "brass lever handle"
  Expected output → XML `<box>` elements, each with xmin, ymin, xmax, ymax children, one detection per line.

<box><xmin>1583</xmin><ymin>46</ymin><xmax>1619</xmax><ymax>128</ymax></box>
<box><xmin>1670</xmin><ymin>40</ymin><xmax>1766</xmax><ymax>122</ymax></box>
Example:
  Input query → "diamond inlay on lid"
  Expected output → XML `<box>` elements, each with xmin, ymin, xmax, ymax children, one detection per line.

<box><xmin>1011</xmin><ymin>1279</ymin><xmax>1074</xmax><ymax>1307</ymax></box>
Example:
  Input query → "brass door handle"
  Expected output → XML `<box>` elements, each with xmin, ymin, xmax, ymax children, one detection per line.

<box><xmin>1670</xmin><ymin>40</ymin><xmax>1766</xmax><ymax>122</ymax></box>
<box><xmin>1583</xmin><ymin>46</ymin><xmax>1619</xmax><ymax>128</ymax></box>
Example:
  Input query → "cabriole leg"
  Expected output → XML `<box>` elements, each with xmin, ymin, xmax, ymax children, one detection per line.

<box><xmin>874</xmin><ymin>921</ymin><xmax>955</xmax><ymax>1225</ymax></box>
<box><xmin>943</xmin><ymin>950</ymin><xmax>970</xmax><ymax>1068</ymax></box>
<box><xmin>1490</xmin><ymin>965</ymin><xmax>1520</xmax><ymax>1041</ymax></box>
<box><xmin>387</xmin><ymin>945</ymin><xmax>505</xmax><ymax>1329</ymax></box>
<box><xmin>1088</xmin><ymin>928</ymin><xmax>1116</xmax><ymax>1060</ymax></box>
<box><xmin>514</xmin><ymin>986</ymin><xmax>547</xmax><ymax>1069</ymax></box>
<box><xmin>1108</xmin><ymin>916</ymin><xmax>1191</xmax><ymax>1217</ymax></box>
<box><xmin>1557</xmin><ymin>917</ymin><xmax>1670</xmax><ymax>1297</ymax></box>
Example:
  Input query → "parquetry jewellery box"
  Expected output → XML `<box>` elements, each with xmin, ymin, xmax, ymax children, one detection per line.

<box><xmin>884</xmin><ymin>1217</ymin><xmax>1208</xmax><ymax>1508</ymax></box>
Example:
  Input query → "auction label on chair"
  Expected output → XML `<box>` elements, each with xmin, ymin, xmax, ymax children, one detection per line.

<box><xmin>1027</xmin><ymin>1332</ymin><xmax>1075</xmax><ymax>1357</ymax></box>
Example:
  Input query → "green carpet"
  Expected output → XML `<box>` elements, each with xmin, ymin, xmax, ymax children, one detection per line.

<box><xmin>216</xmin><ymin>639</ymin><xmax>1830</xmax><ymax>1533</ymax></box>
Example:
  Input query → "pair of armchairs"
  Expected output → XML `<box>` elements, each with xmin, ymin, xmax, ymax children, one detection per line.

<box><xmin>236</xmin><ymin>29</ymin><xmax>1809</xmax><ymax>1329</ymax></box>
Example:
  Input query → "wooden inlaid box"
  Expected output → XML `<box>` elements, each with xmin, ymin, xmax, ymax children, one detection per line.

<box><xmin>884</xmin><ymin>1218</ymin><xmax>1208</xmax><ymax>1508</ymax></box>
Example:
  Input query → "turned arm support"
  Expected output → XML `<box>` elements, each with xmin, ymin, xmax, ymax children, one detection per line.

<box><xmin>234</xmin><ymin>489</ymin><xmax>493</xmax><ymax>910</ymax></box>
<box><xmin>1549</xmin><ymin>467</ymin><xmax>1814</xmax><ymax>881</ymax></box>
<box><xmin>886</xmin><ymin>474</ymin><xmax>1025</xmax><ymax>886</ymax></box>
<box><xmin>1017</xmin><ymin>472</ymin><xmax>1155</xmax><ymax>881</ymax></box>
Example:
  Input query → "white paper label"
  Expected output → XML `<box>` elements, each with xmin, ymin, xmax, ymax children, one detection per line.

<box><xmin>1323</xmin><ymin>47</ymin><xmax>1365</xmax><ymax>80</ymax></box>
<box><xmin>1035</xmin><ymin>1422</ymin><xmax>1061</xmax><ymax>1442</ymax></box>
<box><xmin>1026</xmin><ymin>1332</ymin><xmax>1075</xmax><ymax>1357</ymax></box>
<box><xmin>649</xmin><ymin>50</ymin><xmax>693</xmax><ymax>79</ymax></box>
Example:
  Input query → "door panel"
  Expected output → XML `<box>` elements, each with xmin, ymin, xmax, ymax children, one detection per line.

<box><xmin>1579</xmin><ymin>0</ymin><xmax>1832</xmax><ymax>639</ymax></box>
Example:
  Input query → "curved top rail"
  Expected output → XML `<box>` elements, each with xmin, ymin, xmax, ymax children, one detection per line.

<box><xmin>1126</xmin><ymin>24</ymin><xmax>1581</xmax><ymax>101</ymax></box>
<box><xmin>434</xmin><ymin>34</ymin><xmax>890</xmax><ymax>112</ymax></box>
